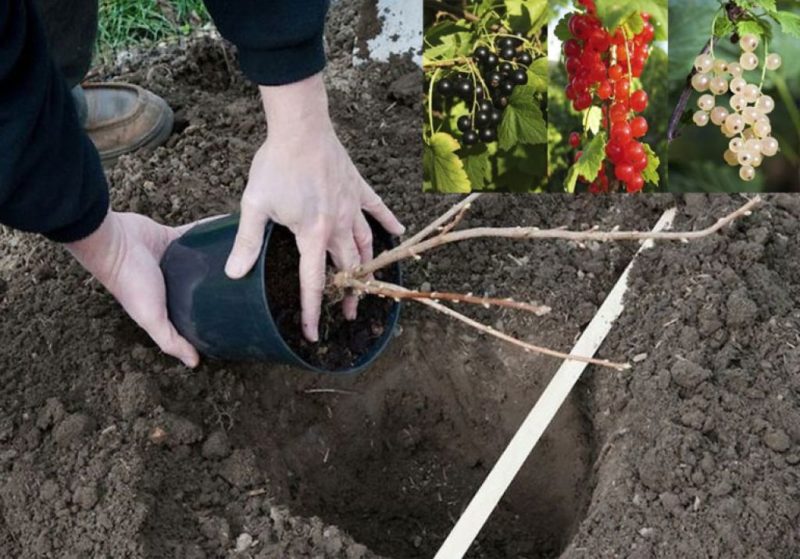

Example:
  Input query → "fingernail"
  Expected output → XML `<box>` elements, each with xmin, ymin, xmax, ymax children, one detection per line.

<box><xmin>182</xmin><ymin>355</ymin><xmax>198</xmax><ymax>368</ymax></box>
<box><xmin>304</xmin><ymin>325</ymin><xmax>319</xmax><ymax>343</ymax></box>
<box><xmin>225</xmin><ymin>259</ymin><xmax>243</xmax><ymax>278</ymax></box>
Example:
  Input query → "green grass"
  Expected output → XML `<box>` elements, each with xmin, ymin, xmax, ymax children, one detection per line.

<box><xmin>97</xmin><ymin>0</ymin><xmax>209</xmax><ymax>58</ymax></box>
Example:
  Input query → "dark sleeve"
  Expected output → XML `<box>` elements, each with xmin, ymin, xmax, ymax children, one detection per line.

<box><xmin>0</xmin><ymin>0</ymin><xmax>109</xmax><ymax>243</ymax></box>
<box><xmin>202</xmin><ymin>0</ymin><xmax>330</xmax><ymax>86</ymax></box>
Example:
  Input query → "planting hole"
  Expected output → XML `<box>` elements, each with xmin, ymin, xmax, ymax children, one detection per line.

<box><xmin>234</xmin><ymin>322</ymin><xmax>595</xmax><ymax>558</ymax></box>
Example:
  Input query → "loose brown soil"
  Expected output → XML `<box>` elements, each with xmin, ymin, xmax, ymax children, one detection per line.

<box><xmin>1</xmin><ymin>2</ymin><xmax>798</xmax><ymax>558</ymax></box>
<box><xmin>264</xmin><ymin>222</ymin><xmax>397</xmax><ymax>371</ymax></box>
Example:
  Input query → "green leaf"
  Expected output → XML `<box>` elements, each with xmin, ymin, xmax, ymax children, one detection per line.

<box><xmin>554</xmin><ymin>14</ymin><xmax>572</xmax><ymax>42</ymax></box>
<box><xmin>585</xmin><ymin>106</ymin><xmax>603</xmax><ymax>135</ymax></box>
<box><xmin>642</xmin><ymin>143</ymin><xmax>660</xmax><ymax>186</ymax></box>
<box><xmin>527</xmin><ymin>57</ymin><xmax>549</xmax><ymax>93</ymax></box>
<box><xmin>736</xmin><ymin>19</ymin><xmax>770</xmax><ymax>40</ymax></box>
<box><xmin>565</xmin><ymin>132</ymin><xmax>607</xmax><ymax>193</ymax></box>
<box><xmin>423</xmin><ymin>133</ymin><xmax>472</xmax><ymax>193</ymax></box>
<box><xmin>497</xmin><ymin>85</ymin><xmax>547</xmax><ymax>150</ymax></box>
<box><xmin>773</xmin><ymin>11</ymin><xmax>800</xmax><ymax>39</ymax></box>
<box><xmin>462</xmin><ymin>146</ymin><xmax>492</xmax><ymax>190</ymax></box>
<box><xmin>714</xmin><ymin>17</ymin><xmax>735</xmax><ymax>38</ymax></box>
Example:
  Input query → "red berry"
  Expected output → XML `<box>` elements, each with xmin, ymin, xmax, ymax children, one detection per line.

<box><xmin>573</xmin><ymin>91</ymin><xmax>592</xmax><ymax>111</ymax></box>
<box><xmin>627</xmin><ymin>174</ymin><xmax>645</xmax><ymax>193</ymax></box>
<box><xmin>615</xmin><ymin>163</ymin><xmax>634</xmax><ymax>182</ymax></box>
<box><xmin>612</xmin><ymin>122</ymin><xmax>633</xmax><ymax>144</ymax></box>
<box><xmin>575</xmin><ymin>150</ymin><xmax>583</xmax><ymax>162</ymax></box>
<box><xmin>569</xmin><ymin>132</ymin><xmax>581</xmax><ymax>148</ymax></box>
<box><xmin>630</xmin><ymin>90</ymin><xmax>649</xmax><ymax>112</ymax></box>
<box><xmin>625</xmin><ymin>141</ymin><xmax>645</xmax><ymax>163</ymax></box>
<box><xmin>605</xmin><ymin>141</ymin><xmax>623</xmax><ymax>162</ymax></box>
<box><xmin>609</xmin><ymin>102</ymin><xmax>628</xmax><ymax>122</ymax></box>
<box><xmin>597</xmin><ymin>80</ymin><xmax>612</xmax><ymax>100</ymax></box>
<box><xmin>614</xmin><ymin>78</ymin><xmax>630</xmax><ymax>99</ymax></box>
<box><xmin>633</xmin><ymin>153</ymin><xmax>649</xmax><ymax>171</ymax></box>
<box><xmin>564</xmin><ymin>39</ymin><xmax>582</xmax><ymax>57</ymax></box>
<box><xmin>630</xmin><ymin>116</ymin><xmax>648</xmax><ymax>137</ymax></box>
<box><xmin>608</xmin><ymin>65</ymin><xmax>623</xmax><ymax>81</ymax></box>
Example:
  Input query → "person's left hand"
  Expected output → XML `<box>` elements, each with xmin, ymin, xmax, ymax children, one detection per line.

<box><xmin>66</xmin><ymin>210</ymin><xmax>200</xmax><ymax>367</ymax></box>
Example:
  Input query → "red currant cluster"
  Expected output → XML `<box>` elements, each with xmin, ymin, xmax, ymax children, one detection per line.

<box><xmin>563</xmin><ymin>0</ymin><xmax>655</xmax><ymax>193</ymax></box>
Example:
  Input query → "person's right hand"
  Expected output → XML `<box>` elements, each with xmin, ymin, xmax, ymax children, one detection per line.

<box><xmin>66</xmin><ymin>211</ymin><xmax>200</xmax><ymax>367</ymax></box>
<box><xmin>224</xmin><ymin>73</ymin><xmax>404</xmax><ymax>343</ymax></box>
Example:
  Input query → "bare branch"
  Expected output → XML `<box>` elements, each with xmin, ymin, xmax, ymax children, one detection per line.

<box><xmin>355</xmin><ymin>196</ymin><xmax>761</xmax><ymax>277</ymax></box>
<box><xmin>417</xmin><ymin>298</ymin><xmax>629</xmax><ymax>371</ymax></box>
<box><xmin>395</xmin><ymin>193</ymin><xmax>482</xmax><ymax>251</ymax></box>
<box><xmin>347</xmin><ymin>278</ymin><xmax>552</xmax><ymax>316</ymax></box>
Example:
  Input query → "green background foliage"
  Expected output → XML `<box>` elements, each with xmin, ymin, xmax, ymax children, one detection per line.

<box><xmin>97</xmin><ymin>0</ymin><xmax>209</xmax><ymax>60</ymax></box>
<box><xmin>668</xmin><ymin>0</ymin><xmax>800</xmax><ymax>192</ymax></box>
<box><xmin>423</xmin><ymin>0</ymin><xmax>550</xmax><ymax>193</ymax></box>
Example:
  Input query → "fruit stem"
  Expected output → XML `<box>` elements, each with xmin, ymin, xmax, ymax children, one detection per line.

<box><xmin>428</xmin><ymin>68</ymin><xmax>440</xmax><ymax>137</ymax></box>
<box><xmin>758</xmin><ymin>39</ymin><xmax>768</xmax><ymax>92</ymax></box>
<box><xmin>710</xmin><ymin>10</ymin><xmax>720</xmax><ymax>58</ymax></box>
<box><xmin>622</xmin><ymin>27</ymin><xmax>634</xmax><ymax>95</ymax></box>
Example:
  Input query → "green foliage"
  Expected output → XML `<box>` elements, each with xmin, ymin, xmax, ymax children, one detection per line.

<box><xmin>423</xmin><ymin>0</ymin><xmax>549</xmax><ymax>192</ymax></box>
<box><xmin>97</xmin><ymin>0</ymin><xmax>209</xmax><ymax>58</ymax></box>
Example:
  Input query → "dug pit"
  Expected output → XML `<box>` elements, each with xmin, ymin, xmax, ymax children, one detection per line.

<box><xmin>230</xmin><ymin>323</ymin><xmax>595</xmax><ymax>558</ymax></box>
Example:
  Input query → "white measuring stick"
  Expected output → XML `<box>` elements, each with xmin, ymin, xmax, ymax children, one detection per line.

<box><xmin>433</xmin><ymin>208</ymin><xmax>677</xmax><ymax>559</ymax></box>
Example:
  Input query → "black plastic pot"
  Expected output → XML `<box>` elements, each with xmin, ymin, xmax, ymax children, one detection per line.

<box><xmin>160</xmin><ymin>214</ymin><xmax>401</xmax><ymax>373</ymax></box>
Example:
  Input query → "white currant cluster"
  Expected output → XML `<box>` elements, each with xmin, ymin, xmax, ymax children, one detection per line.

<box><xmin>690</xmin><ymin>33</ymin><xmax>782</xmax><ymax>182</ymax></box>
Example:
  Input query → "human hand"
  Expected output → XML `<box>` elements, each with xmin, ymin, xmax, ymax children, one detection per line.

<box><xmin>66</xmin><ymin>211</ymin><xmax>200</xmax><ymax>367</ymax></box>
<box><xmin>224</xmin><ymin>73</ymin><xmax>405</xmax><ymax>343</ymax></box>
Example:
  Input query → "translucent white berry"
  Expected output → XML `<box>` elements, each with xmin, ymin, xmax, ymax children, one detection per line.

<box><xmin>691</xmin><ymin>73</ymin><xmax>711</xmax><ymax>92</ymax></box>
<box><xmin>730</xmin><ymin>77</ymin><xmax>747</xmax><ymax>95</ymax></box>
<box><xmin>694</xmin><ymin>54</ymin><xmax>715</xmax><ymax>74</ymax></box>
<box><xmin>739</xmin><ymin>165</ymin><xmax>756</xmax><ymax>181</ymax></box>
<box><xmin>729</xmin><ymin>94</ymin><xmax>747</xmax><ymax>112</ymax></box>
<box><xmin>725</xmin><ymin>113</ymin><xmax>745</xmax><ymax>134</ymax></box>
<box><xmin>743</xmin><ymin>84</ymin><xmax>760</xmax><ymax>103</ymax></box>
<box><xmin>698</xmin><ymin>94</ymin><xmax>715</xmax><ymax>111</ymax></box>
<box><xmin>740</xmin><ymin>34</ymin><xmax>759</xmax><ymax>53</ymax></box>
<box><xmin>754</xmin><ymin>118</ymin><xmax>772</xmax><ymax>138</ymax></box>
<box><xmin>760</xmin><ymin>137</ymin><xmax>779</xmax><ymax>157</ymax></box>
<box><xmin>752</xmin><ymin>151</ymin><xmax>763</xmax><ymax>168</ymax></box>
<box><xmin>693</xmin><ymin>111</ymin><xmax>710</xmax><ymax>127</ymax></box>
<box><xmin>737</xmin><ymin>149</ymin><xmax>756</xmax><ymax>166</ymax></box>
<box><xmin>713</xmin><ymin>59</ymin><xmax>729</xmax><ymax>75</ymax></box>
<box><xmin>742</xmin><ymin>128</ymin><xmax>756</xmax><ymax>140</ymax></box>
<box><xmin>710</xmin><ymin>76</ymin><xmax>729</xmax><ymax>95</ymax></box>
<box><xmin>724</xmin><ymin>149</ymin><xmax>739</xmax><ymax>166</ymax></box>
<box><xmin>765</xmin><ymin>53</ymin><xmax>782</xmax><ymax>71</ymax></box>
<box><xmin>711</xmin><ymin>106</ymin><xmax>730</xmax><ymax>126</ymax></box>
<box><xmin>742</xmin><ymin>107</ymin><xmax>760</xmax><ymax>125</ymax></box>
<box><xmin>729</xmin><ymin>137</ymin><xmax>744</xmax><ymax>153</ymax></box>
<box><xmin>745</xmin><ymin>139</ymin><xmax>762</xmax><ymax>153</ymax></box>
<box><xmin>727</xmin><ymin>62</ymin><xmax>743</xmax><ymax>77</ymax></box>
<box><xmin>740</xmin><ymin>52</ymin><xmax>759</xmax><ymax>71</ymax></box>
<box><xmin>756</xmin><ymin>95</ymin><xmax>775</xmax><ymax>114</ymax></box>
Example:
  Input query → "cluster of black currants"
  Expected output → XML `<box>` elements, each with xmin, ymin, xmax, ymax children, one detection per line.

<box><xmin>436</xmin><ymin>36</ymin><xmax>532</xmax><ymax>147</ymax></box>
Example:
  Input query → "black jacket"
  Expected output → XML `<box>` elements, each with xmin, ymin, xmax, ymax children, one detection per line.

<box><xmin>0</xmin><ymin>0</ymin><xmax>329</xmax><ymax>242</ymax></box>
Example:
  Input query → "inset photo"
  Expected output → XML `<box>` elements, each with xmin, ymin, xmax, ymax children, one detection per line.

<box><xmin>423</xmin><ymin>0</ymin><xmax>549</xmax><ymax>193</ymax></box>
<box><xmin>548</xmin><ymin>0</ymin><xmax>668</xmax><ymax>193</ymax></box>
<box><xmin>667</xmin><ymin>0</ymin><xmax>800</xmax><ymax>192</ymax></box>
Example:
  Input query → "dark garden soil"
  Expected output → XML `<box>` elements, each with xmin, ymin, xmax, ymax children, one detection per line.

<box><xmin>1</xmin><ymin>1</ymin><xmax>799</xmax><ymax>558</ymax></box>
<box><xmin>264</xmin><ymin>223</ymin><xmax>397</xmax><ymax>371</ymax></box>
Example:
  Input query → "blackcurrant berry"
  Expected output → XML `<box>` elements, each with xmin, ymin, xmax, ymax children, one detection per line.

<box><xmin>516</xmin><ymin>52</ymin><xmax>533</xmax><ymax>66</ymax></box>
<box><xmin>499</xmin><ymin>61</ymin><xmax>513</xmax><ymax>74</ymax></box>
<box><xmin>456</xmin><ymin>79</ymin><xmax>473</xmax><ymax>97</ymax></box>
<box><xmin>457</xmin><ymin>115</ymin><xmax>471</xmax><ymax>132</ymax></box>
<box><xmin>480</xmin><ymin>127</ymin><xmax>497</xmax><ymax>142</ymax></box>
<box><xmin>462</xmin><ymin>130</ymin><xmax>479</xmax><ymax>146</ymax></box>
<box><xmin>436</xmin><ymin>78</ymin><xmax>454</xmax><ymax>96</ymax></box>
<box><xmin>494</xmin><ymin>96</ymin><xmax>509</xmax><ymax>109</ymax></box>
<box><xmin>498</xmin><ymin>37</ymin><xmax>516</xmax><ymax>50</ymax></box>
<box><xmin>500</xmin><ymin>80</ymin><xmax>515</xmax><ymax>95</ymax></box>
<box><xmin>500</xmin><ymin>47</ymin><xmax>516</xmax><ymax>61</ymax></box>
<box><xmin>475</xmin><ymin>110</ymin><xmax>492</xmax><ymax>128</ymax></box>
<box><xmin>511</xmin><ymin>69</ymin><xmax>528</xmax><ymax>85</ymax></box>
<box><xmin>487</xmin><ymin>72</ymin><xmax>503</xmax><ymax>89</ymax></box>
<box><xmin>484</xmin><ymin>53</ymin><xmax>499</xmax><ymax>68</ymax></box>
<box><xmin>474</xmin><ymin>84</ymin><xmax>484</xmax><ymax>98</ymax></box>
<box><xmin>490</xmin><ymin>108</ymin><xmax>502</xmax><ymax>124</ymax></box>
<box><xmin>473</xmin><ymin>46</ymin><xmax>490</xmax><ymax>62</ymax></box>
<box><xmin>479</xmin><ymin>100</ymin><xmax>493</xmax><ymax>113</ymax></box>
